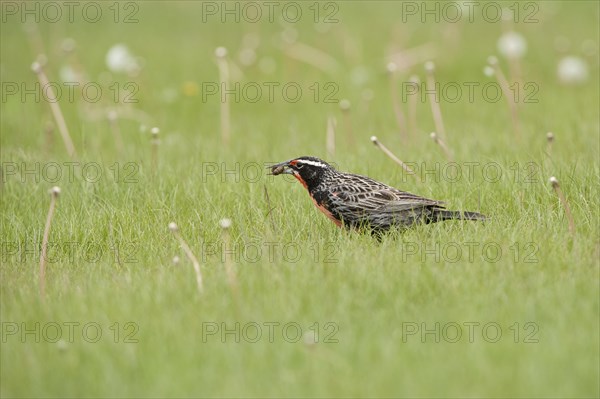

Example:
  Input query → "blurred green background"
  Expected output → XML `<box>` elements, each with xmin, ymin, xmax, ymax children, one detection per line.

<box><xmin>1</xmin><ymin>1</ymin><xmax>599</xmax><ymax>397</ymax></box>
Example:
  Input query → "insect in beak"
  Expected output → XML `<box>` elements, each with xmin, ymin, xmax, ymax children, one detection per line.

<box><xmin>267</xmin><ymin>160</ymin><xmax>294</xmax><ymax>175</ymax></box>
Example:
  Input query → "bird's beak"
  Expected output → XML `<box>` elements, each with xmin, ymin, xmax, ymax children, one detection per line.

<box><xmin>267</xmin><ymin>160</ymin><xmax>294</xmax><ymax>175</ymax></box>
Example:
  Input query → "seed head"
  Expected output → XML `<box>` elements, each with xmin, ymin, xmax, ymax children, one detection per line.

<box><xmin>219</xmin><ymin>218</ymin><xmax>232</xmax><ymax>229</ymax></box>
<box><xmin>107</xmin><ymin>110</ymin><xmax>118</xmax><ymax>121</ymax></box>
<box><xmin>303</xmin><ymin>330</ymin><xmax>318</xmax><ymax>347</ymax></box>
<box><xmin>339</xmin><ymin>99</ymin><xmax>351</xmax><ymax>111</ymax></box>
<box><xmin>31</xmin><ymin>61</ymin><xmax>42</xmax><ymax>74</ymax></box>
<box><xmin>408</xmin><ymin>75</ymin><xmax>420</xmax><ymax>85</ymax></box>
<box><xmin>487</xmin><ymin>56</ymin><xmax>499</xmax><ymax>66</ymax></box>
<box><xmin>557</xmin><ymin>56</ymin><xmax>589</xmax><ymax>84</ymax></box>
<box><xmin>215</xmin><ymin>46</ymin><xmax>228</xmax><ymax>58</ymax></box>
<box><xmin>497</xmin><ymin>31</ymin><xmax>527</xmax><ymax>59</ymax></box>
<box><xmin>62</xmin><ymin>38</ymin><xmax>76</xmax><ymax>53</ymax></box>
<box><xmin>56</xmin><ymin>339</ymin><xmax>68</xmax><ymax>352</ymax></box>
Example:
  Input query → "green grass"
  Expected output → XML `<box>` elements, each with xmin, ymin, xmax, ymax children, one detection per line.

<box><xmin>1</xmin><ymin>1</ymin><xmax>599</xmax><ymax>397</ymax></box>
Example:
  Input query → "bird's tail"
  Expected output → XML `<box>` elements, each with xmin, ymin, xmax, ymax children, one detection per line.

<box><xmin>434</xmin><ymin>209</ymin><xmax>487</xmax><ymax>222</ymax></box>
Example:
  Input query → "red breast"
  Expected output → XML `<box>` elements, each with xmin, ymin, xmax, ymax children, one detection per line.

<box><xmin>292</xmin><ymin>172</ymin><xmax>342</xmax><ymax>227</ymax></box>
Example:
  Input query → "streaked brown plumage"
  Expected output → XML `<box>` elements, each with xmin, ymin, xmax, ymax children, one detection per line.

<box><xmin>269</xmin><ymin>156</ymin><xmax>486</xmax><ymax>234</ymax></box>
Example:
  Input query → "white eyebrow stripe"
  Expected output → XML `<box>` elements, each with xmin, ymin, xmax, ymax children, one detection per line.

<box><xmin>297</xmin><ymin>159</ymin><xmax>327</xmax><ymax>168</ymax></box>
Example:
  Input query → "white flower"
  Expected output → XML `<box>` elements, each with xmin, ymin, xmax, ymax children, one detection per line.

<box><xmin>497</xmin><ymin>31</ymin><xmax>527</xmax><ymax>59</ymax></box>
<box><xmin>557</xmin><ymin>56</ymin><xmax>589</xmax><ymax>84</ymax></box>
<box><xmin>106</xmin><ymin>44</ymin><xmax>139</xmax><ymax>74</ymax></box>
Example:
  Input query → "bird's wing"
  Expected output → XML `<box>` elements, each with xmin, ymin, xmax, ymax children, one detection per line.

<box><xmin>326</xmin><ymin>174</ymin><xmax>444</xmax><ymax>223</ymax></box>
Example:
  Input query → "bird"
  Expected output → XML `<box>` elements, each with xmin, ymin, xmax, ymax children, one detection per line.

<box><xmin>268</xmin><ymin>156</ymin><xmax>486</xmax><ymax>234</ymax></box>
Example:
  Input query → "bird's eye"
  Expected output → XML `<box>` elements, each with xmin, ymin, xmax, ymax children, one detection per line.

<box><xmin>296</xmin><ymin>164</ymin><xmax>304</xmax><ymax>169</ymax></box>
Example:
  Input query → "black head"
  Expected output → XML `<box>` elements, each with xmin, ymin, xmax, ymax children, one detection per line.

<box><xmin>269</xmin><ymin>156</ymin><xmax>335</xmax><ymax>190</ymax></box>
